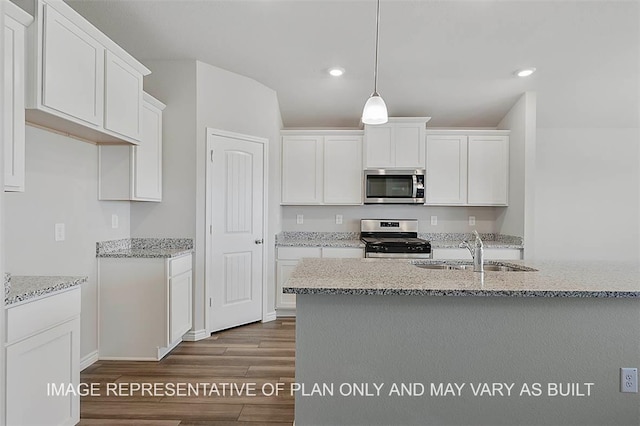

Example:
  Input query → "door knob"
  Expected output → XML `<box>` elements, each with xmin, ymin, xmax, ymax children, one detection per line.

<box><xmin>255</xmin><ymin>239</ymin><xmax>264</xmax><ymax>245</ymax></box>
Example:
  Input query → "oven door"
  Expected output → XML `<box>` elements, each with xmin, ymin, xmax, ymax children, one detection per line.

<box><xmin>364</xmin><ymin>169</ymin><xmax>425</xmax><ymax>204</ymax></box>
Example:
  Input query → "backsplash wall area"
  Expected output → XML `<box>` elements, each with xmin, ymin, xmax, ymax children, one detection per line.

<box><xmin>281</xmin><ymin>206</ymin><xmax>503</xmax><ymax>234</ymax></box>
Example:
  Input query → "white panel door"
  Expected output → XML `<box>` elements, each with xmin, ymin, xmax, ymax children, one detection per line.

<box><xmin>42</xmin><ymin>4</ymin><xmax>104</xmax><ymax>126</ymax></box>
<box><xmin>281</xmin><ymin>136</ymin><xmax>323</xmax><ymax>204</ymax></box>
<box><xmin>324</xmin><ymin>136</ymin><xmax>363</xmax><ymax>204</ymax></box>
<box><xmin>467</xmin><ymin>136</ymin><xmax>509</xmax><ymax>205</ymax></box>
<box><xmin>208</xmin><ymin>133</ymin><xmax>264</xmax><ymax>332</ymax></box>
<box><xmin>425</xmin><ymin>135</ymin><xmax>468</xmax><ymax>204</ymax></box>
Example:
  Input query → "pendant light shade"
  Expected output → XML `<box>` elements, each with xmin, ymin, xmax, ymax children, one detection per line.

<box><xmin>362</xmin><ymin>0</ymin><xmax>388</xmax><ymax>125</ymax></box>
<box><xmin>362</xmin><ymin>93</ymin><xmax>388</xmax><ymax>125</ymax></box>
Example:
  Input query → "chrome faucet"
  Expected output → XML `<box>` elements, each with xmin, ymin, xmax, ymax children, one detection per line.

<box><xmin>459</xmin><ymin>230</ymin><xmax>484</xmax><ymax>273</ymax></box>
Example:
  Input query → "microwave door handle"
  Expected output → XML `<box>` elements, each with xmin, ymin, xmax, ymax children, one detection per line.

<box><xmin>412</xmin><ymin>175</ymin><xmax>418</xmax><ymax>198</ymax></box>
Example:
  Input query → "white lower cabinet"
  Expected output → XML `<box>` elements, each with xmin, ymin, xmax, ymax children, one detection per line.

<box><xmin>99</xmin><ymin>253</ymin><xmax>192</xmax><ymax>360</ymax></box>
<box><xmin>432</xmin><ymin>248</ymin><xmax>522</xmax><ymax>260</ymax></box>
<box><xmin>5</xmin><ymin>288</ymin><xmax>81</xmax><ymax>426</ymax></box>
<box><xmin>276</xmin><ymin>246</ymin><xmax>363</xmax><ymax>314</ymax></box>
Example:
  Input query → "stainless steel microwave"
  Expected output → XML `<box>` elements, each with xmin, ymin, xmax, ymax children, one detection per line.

<box><xmin>364</xmin><ymin>169</ymin><xmax>425</xmax><ymax>204</ymax></box>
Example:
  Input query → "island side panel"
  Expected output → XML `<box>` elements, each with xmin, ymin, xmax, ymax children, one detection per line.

<box><xmin>295</xmin><ymin>294</ymin><xmax>640</xmax><ymax>426</ymax></box>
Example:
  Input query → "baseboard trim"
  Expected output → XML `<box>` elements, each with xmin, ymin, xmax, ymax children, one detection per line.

<box><xmin>182</xmin><ymin>329</ymin><xmax>209</xmax><ymax>341</ymax></box>
<box><xmin>262</xmin><ymin>311</ymin><xmax>277</xmax><ymax>323</ymax></box>
<box><xmin>80</xmin><ymin>350</ymin><xmax>99</xmax><ymax>371</ymax></box>
<box><xmin>276</xmin><ymin>308</ymin><xmax>296</xmax><ymax>318</ymax></box>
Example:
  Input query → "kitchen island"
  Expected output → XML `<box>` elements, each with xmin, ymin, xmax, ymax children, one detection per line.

<box><xmin>284</xmin><ymin>258</ymin><xmax>640</xmax><ymax>426</ymax></box>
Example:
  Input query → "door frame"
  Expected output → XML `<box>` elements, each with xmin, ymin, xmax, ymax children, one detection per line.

<box><xmin>204</xmin><ymin>128</ymin><xmax>269</xmax><ymax>334</ymax></box>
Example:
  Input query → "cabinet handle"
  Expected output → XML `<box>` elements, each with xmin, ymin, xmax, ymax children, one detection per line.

<box><xmin>255</xmin><ymin>239</ymin><xmax>264</xmax><ymax>245</ymax></box>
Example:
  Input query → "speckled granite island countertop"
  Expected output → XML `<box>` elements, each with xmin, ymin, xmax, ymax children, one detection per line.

<box><xmin>284</xmin><ymin>258</ymin><xmax>640</xmax><ymax>298</ymax></box>
<box><xmin>96</xmin><ymin>238</ymin><xmax>193</xmax><ymax>258</ymax></box>
<box><xmin>5</xmin><ymin>275</ymin><xmax>86</xmax><ymax>306</ymax></box>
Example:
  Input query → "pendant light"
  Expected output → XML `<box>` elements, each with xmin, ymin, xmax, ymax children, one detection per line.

<box><xmin>362</xmin><ymin>0</ymin><xmax>388</xmax><ymax>125</ymax></box>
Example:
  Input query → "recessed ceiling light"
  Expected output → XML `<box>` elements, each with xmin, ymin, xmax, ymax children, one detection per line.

<box><xmin>515</xmin><ymin>67</ymin><xmax>537</xmax><ymax>77</ymax></box>
<box><xmin>328</xmin><ymin>67</ymin><xmax>345</xmax><ymax>77</ymax></box>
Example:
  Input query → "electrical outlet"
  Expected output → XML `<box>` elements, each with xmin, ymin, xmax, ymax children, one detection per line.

<box><xmin>336</xmin><ymin>214</ymin><xmax>343</xmax><ymax>225</ymax></box>
<box><xmin>54</xmin><ymin>223</ymin><xmax>65</xmax><ymax>241</ymax></box>
<box><xmin>430</xmin><ymin>216</ymin><xmax>437</xmax><ymax>226</ymax></box>
<box><xmin>296</xmin><ymin>214</ymin><xmax>304</xmax><ymax>225</ymax></box>
<box><xmin>469</xmin><ymin>216</ymin><xmax>476</xmax><ymax>226</ymax></box>
<box><xmin>621</xmin><ymin>368</ymin><xmax>638</xmax><ymax>393</ymax></box>
<box><xmin>111</xmin><ymin>214</ymin><xmax>119</xmax><ymax>229</ymax></box>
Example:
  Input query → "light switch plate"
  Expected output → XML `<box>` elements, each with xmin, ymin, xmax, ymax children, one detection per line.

<box><xmin>296</xmin><ymin>214</ymin><xmax>304</xmax><ymax>225</ymax></box>
<box><xmin>111</xmin><ymin>214</ymin><xmax>119</xmax><ymax>229</ymax></box>
<box><xmin>430</xmin><ymin>216</ymin><xmax>437</xmax><ymax>226</ymax></box>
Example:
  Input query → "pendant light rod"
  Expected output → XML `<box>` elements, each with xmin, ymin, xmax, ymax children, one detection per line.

<box><xmin>372</xmin><ymin>0</ymin><xmax>381</xmax><ymax>95</ymax></box>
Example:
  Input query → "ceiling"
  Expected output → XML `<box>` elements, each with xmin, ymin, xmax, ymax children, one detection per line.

<box><xmin>65</xmin><ymin>0</ymin><xmax>639</xmax><ymax>129</ymax></box>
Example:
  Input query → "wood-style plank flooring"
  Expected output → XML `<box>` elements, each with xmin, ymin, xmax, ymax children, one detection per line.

<box><xmin>79</xmin><ymin>319</ymin><xmax>295</xmax><ymax>425</ymax></box>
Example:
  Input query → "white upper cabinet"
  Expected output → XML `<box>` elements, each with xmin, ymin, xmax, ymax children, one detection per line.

<box><xmin>16</xmin><ymin>0</ymin><xmax>150</xmax><ymax>144</ymax></box>
<box><xmin>364</xmin><ymin>117</ymin><xmax>430</xmax><ymax>169</ymax></box>
<box><xmin>41</xmin><ymin>4</ymin><xmax>104</xmax><ymax>127</ymax></box>
<box><xmin>467</xmin><ymin>135</ymin><xmax>509</xmax><ymax>205</ymax></box>
<box><xmin>281</xmin><ymin>131</ymin><xmax>363</xmax><ymax>205</ymax></box>
<box><xmin>104</xmin><ymin>50</ymin><xmax>143</xmax><ymax>140</ymax></box>
<box><xmin>4</xmin><ymin>3</ymin><xmax>33</xmax><ymax>192</ymax></box>
<box><xmin>425</xmin><ymin>135</ymin><xmax>468</xmax><ymax>205</ymax></box>
<box><xmin>281</xmin><ymin>135</ymin><xmax>323</xmax><ymax>204</ymax></box>
<box><xmin>425</xmin><ymin>130</ymin><xmax>509</xmax><ymax>206</ymax></box>
<box><xmin>323</xmin><ymin>135</ymin><xmax>363</xmax><ymax>204</ymax></box>
<box><xmin>99</xmin><ymin>93</ymin><xmax>165</xmax><ymax>202</ymax></box>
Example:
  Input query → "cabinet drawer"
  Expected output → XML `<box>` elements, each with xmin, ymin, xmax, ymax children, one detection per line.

<box><xmin>6</xmin><ymin>287</ymin><xmax>81</xmax><ymax>344</ymax></box>
<box><xmin>169</xmin><ymin>254</ymin><xmax>192</xmax><ymax>277</ymax></box>
<box><xmin>277</xmin><ymin>247</ymin><xmax>322</xmax><ymax>260</ymax></box>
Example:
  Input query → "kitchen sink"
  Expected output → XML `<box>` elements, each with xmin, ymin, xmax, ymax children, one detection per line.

<box><xmin>413</xmin><ymin>262</ymin><xmax>536</xmax><ymax>272</ymax></box>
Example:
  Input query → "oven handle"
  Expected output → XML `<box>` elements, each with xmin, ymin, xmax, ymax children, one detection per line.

<box><xmin>365</xmin><ymin>252</ymin><xmax>433</xmax><ymax>259</ymax></box>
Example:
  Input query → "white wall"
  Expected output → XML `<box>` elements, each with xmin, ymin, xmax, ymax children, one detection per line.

<box><xmin>133</xmin><ymin>60</ymin><xmax>283</xmax><ymax>336</ymax></box>
<box><xmin>131</xmin><ymin>61</ymin><xmax>197</xmax><ymax>238</ymax></box>
<box><xmin>534</xmin><ymin>128</ymin><xmax>639</xmax><ymax>261</ymax></box>
<box><xmin>195</xmin><ymin>60</ymin><xmax>283</xmax><ymax>328</ymax></box>
<box><xmin>281</xmin><ymin>205</ymin><xmax>501</xmax><ymax>234</ymax></box>
<box><xmin>4</xmin><ymin>126</ymin><xmax>131</xmax><ymax>359</ymax></box>
<box><xmin>497</xmin><ymin>92</ymin><xmax>536</xmax><ymax>257</ymax></box>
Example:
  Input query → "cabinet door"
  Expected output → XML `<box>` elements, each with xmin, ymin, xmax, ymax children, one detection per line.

<box><xmin>42</xmin><ymin>4</ymin><xmax>104</xmax><ymax>126</ymax></box>
<box><xmin>132</xmin><ymin>99</ymin><xmax>163</xmax><ymax>201</ymax></box>
<box><xmin>425</xmin><ymin>135</ymin><xmax>468</xmax><ymax>204</ymax></box>
<box><xmin>276</xmin><ymin>260</ymin><xmax>298</xmax><ymax>310</ymax></box>
<box><xmin>104</xmin><ymin>50</ymin><xmax>143</xmax><ymax>141</ymax></box>
<box><xmin>322</xmin><ymin>247</ymin><xmax>364</xmax><ymax>258</ymax></box>
<box><xmin>324</xmin><ymin>136</ymin><xmax>363</xmax><ymax>204</ymax></box>
<box><xmin>394</xmin><ymin>125</ymin><xmax>425</xmax><ymax>168</ymax></box>
<box><xmin>169</xmin><ymin>270</ymin><xmax>192</xmax><ymax>344</ymax></box>
<box><xmin>364</xmin><ymin>126</ymin><xmax>394</xmax><ymax>168</ymax></box>
<box><xmin>6</xmin><ymin>318</ymin><xmax>80</xmax><ymax>426</ymax></box>
<box><xmin>467</xmin><ymin>136</ymin><xmax>509</xmax><ymax>205</ymax></box>
<box><xmin>4</xmin><ymin>14</ymin><xmax>27</xmax><ymax>192</ymax></box>
<box><xmin>281</xmin><ymin>136</ymin><xmax>323</xmax><ymax>204</ymax></box>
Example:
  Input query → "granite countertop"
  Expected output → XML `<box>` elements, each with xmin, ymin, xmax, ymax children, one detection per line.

<box><xmin>276</xmin><ymin>232</ymin><xmax>523</xmax><ymax>249</ymax></box>
<box><xmin>276</xmin><ymin>232</ymin><xmax>364</xmax><ymax>248</ymax></box>
<box><xmin>283</xmin><ymin>258</ymin><xmax>640</xmax><ymax>298</ymax></box>
<box><xmin>96</xmin><ymin>238</ymin><xmax>194</xmax><ymax>258</ymax></box>
<box><xmin>5</xmin><ymin>275</ymin><xmax>87</xmax><ymax>306</ymax></box>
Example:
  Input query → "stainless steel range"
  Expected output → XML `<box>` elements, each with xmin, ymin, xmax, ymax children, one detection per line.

<box><xmin>360</xmin><ymin>219</ymin><xmax>432</xmax><ymax>259</ymax></box>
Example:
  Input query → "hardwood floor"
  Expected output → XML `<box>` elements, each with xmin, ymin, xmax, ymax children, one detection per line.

<box><xmin>79</xmin><ymin>319</ymin><xmax>295</xmax><ymax>425</ymax></box>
